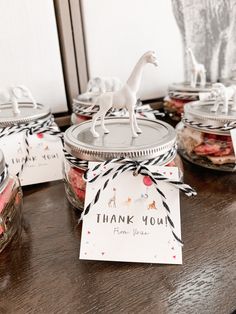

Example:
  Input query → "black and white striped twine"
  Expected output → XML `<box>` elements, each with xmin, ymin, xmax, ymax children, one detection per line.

<box><xmin>183</xmin><ymin>118</ymin><xmax>236</xmax><ymax>131</ymax></box>
<box><xmin>64</xmin><ymin>145</ymin><xmax>177</xmax><ymax>171</ymax></box>
<box><xmin>0</xmin><ymin>165</ymin><xmax>8</xmax><ymax>188</ymax></box>
<box><xmin>72</xmin><ymin>102</ymin><xmax>165</xmax><ymax>118</ymax></box>
<box><xmin>168</xmin><ymin>92</ymin><xmax>198</xmax><ymax>101</ymax></box>
<box><xmin>64</xmin><ymin>146</ymin><xmax>197</xmax><ymax>245</ymax></box>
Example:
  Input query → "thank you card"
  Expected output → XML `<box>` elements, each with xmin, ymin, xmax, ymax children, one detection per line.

<box><xmin>80</xmin><ymin>163</ymin><xmax>182</xmax><ymax>264</ymax></box>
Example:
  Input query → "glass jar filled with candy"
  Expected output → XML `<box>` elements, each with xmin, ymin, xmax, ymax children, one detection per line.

<box><xmin>0</xmin><ymin>150</ymin><xmax>23</xmax><ymax>253</ymax></box>
<box><xmin>63</xmin><ymin>117</ymin><xmax>183</xmax><ymax>210</ymax></box>
<box><xmin>177</xmin><ymin>100</ymin><xmax>236</xmax><ymax>171</ymax></box>
<box><xmin>164</xmin><ymin>83</ymin><xmax>212</xmax><ymax>121</ymax></box>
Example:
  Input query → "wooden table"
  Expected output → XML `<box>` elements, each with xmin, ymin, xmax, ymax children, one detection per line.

<box><xmin>0</xmin><ymin>161</ymin><xmax>235</xmax><ymax>314</ymax></box>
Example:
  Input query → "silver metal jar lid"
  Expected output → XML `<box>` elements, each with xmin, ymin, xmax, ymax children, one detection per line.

<box><xmin>183</xmin><ymin>100</ymin><xmax>236</xmax><ymax>134</ymax></box>
<box><xmin>0</xmin><ymin>103</ymin><xmax>51</xmax><ymax>127</ymax></box>
<box><xmin>64</xmin><ymin>117</ymin><xmax>176</xmax><ymax>161</ymax></box>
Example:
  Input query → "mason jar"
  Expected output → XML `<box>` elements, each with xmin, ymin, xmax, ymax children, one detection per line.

<box><xmin>63</xmin><ymin>117</ymin><xmax>183</xmax><ymax>210</ymax></box>
<box><xmin>0</xmin><ymin>150</ymin><xmax>23</xmax><ymax>253</ymax></box>
<box><xmin>177</xmin><ymin>100</ymin><xmax>236</xmax><ymax>171</ymax></box>
<box><xmin>165</xmin><ymin>83</ymin><xmax>212</xmax><ymax>121</ymax></box>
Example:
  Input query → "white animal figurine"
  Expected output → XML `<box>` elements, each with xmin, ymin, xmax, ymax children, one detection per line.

<box><xmin>0</xmin><ymin>85</ymin><xmax>37</xmax><ymax>114</ymax></box>
<box><xmin>90</xmin><ymin>51</ymin><xmax>158</xmax><ymax>138</ymax></box>
<box><xmin>86</xmin><ymin>77</ymin><xmax>122</xmax><ymax>94</ymax></box>
<box><xmin>186</xmin><ymin>48</ymin><xmax>206</xmax><ymax>88</ymax></box>
<box><xmin>210</xmin><ymin>83</ymin><xmax>236</xmax><ymax>113</ymax></box>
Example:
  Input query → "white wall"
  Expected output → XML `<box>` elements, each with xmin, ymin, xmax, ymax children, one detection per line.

<box><xmin>82</xmin><ymin>0</ymin><xmax>184</xmax><ymax>100</ymax></box>
<box><xmin>0</xmin><ymin>0</ymin><xmax>67</xmax><ymax>113</ymax></box>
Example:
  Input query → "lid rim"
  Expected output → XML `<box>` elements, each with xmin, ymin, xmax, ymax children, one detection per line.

<box><xmin>64</xmin><ymin>117</ymin><xmax>176</xmax><ymax>161</ymax></box>
<box><xmin>64</xmin><ymin>139</ymin><xmax>176</xmax><ymax>161</ymax></box>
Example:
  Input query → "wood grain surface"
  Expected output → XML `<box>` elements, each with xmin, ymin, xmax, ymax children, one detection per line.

<box><xmin>0</xmin><ymin>161</ymin><xmax>235</xmax><ymax>314</ymax></box>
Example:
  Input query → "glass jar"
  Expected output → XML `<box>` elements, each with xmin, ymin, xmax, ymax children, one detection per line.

<box><xmin>63</xmin><ymin>117</ymin><xmax>183</xmax><ymax>210</ymax></box>
<box><xmin>177</xmin><ymin>100</ymin><xmax>236</xmax><ymax>171</ymax></box>
<box><xmin>0</xmin><ymin>150</ymin><xmax>23</xmax><ymax>253</ymax></box>
<box><xmin>165</xmin><ymin>83</ymin><xmax>212</xmax><ymax>121</ymax></box>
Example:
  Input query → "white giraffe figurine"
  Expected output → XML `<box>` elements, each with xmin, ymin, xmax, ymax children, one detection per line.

<box><xmin>210</xmin><ymin>83</ymin><xmax>236</xmax><ymax>113</ymax></box>
<box><xmin>90</xmin><ymin>51</ymin><xmax>158</xmax><ymax>138</ymax></box>
<box><xmin>0</xmin><ymin>85</ymin><xmax>37</xmax><ymax>114</ymax></box>
<box><xmin>186</xmin><ymin>48</ymin><xmax>206</xmax><ymax>88</ymax></box>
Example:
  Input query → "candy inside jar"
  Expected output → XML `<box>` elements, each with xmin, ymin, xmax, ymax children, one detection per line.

<box><xmin>63</xmin><ymin>118</ymin><xmax>183</xmax><ymax>211</ymax></box>
<box><xmin>71</xmin><ymin>113</ymin><xmax>90</xmax><ymax>125</ymax></box>
<box><xmin>64</xmin><ymin>162</ymin><xmax>86</xmax><ymax>209</ymax></box>
<box><xmin>177</xmin><ymin>101</ymin><xmax>236</xmax><ymax>171</ymax></box>
<box><xmin>0</xmin><ymin>150</ymin><xmax>23</xmax><ymax>253</ymax></box>
<box><xmin>164</xmin><ymin>97</ymin><xmax>189</xmax><ymax>120</ymax></box>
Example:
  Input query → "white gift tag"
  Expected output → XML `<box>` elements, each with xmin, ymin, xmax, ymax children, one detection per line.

<box><xmin>80</xmin><ymin>162</ymin><xmax>182</xmax><ymax>265</ymax></box>
<box><xmin>0</xmin><ymin>131</ymin><xmax>63</xmax><ymax>186</ymax></box>
<box><xmin>230</xmin><ymin>129</ymin><xmax>236</xmax><ymax>156</ymax></box>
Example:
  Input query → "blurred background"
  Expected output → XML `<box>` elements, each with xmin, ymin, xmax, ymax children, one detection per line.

<box><xmin>1</xmin><ymin>0</ymin><xmax>236</xmax><ymax>115</ymax></box>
